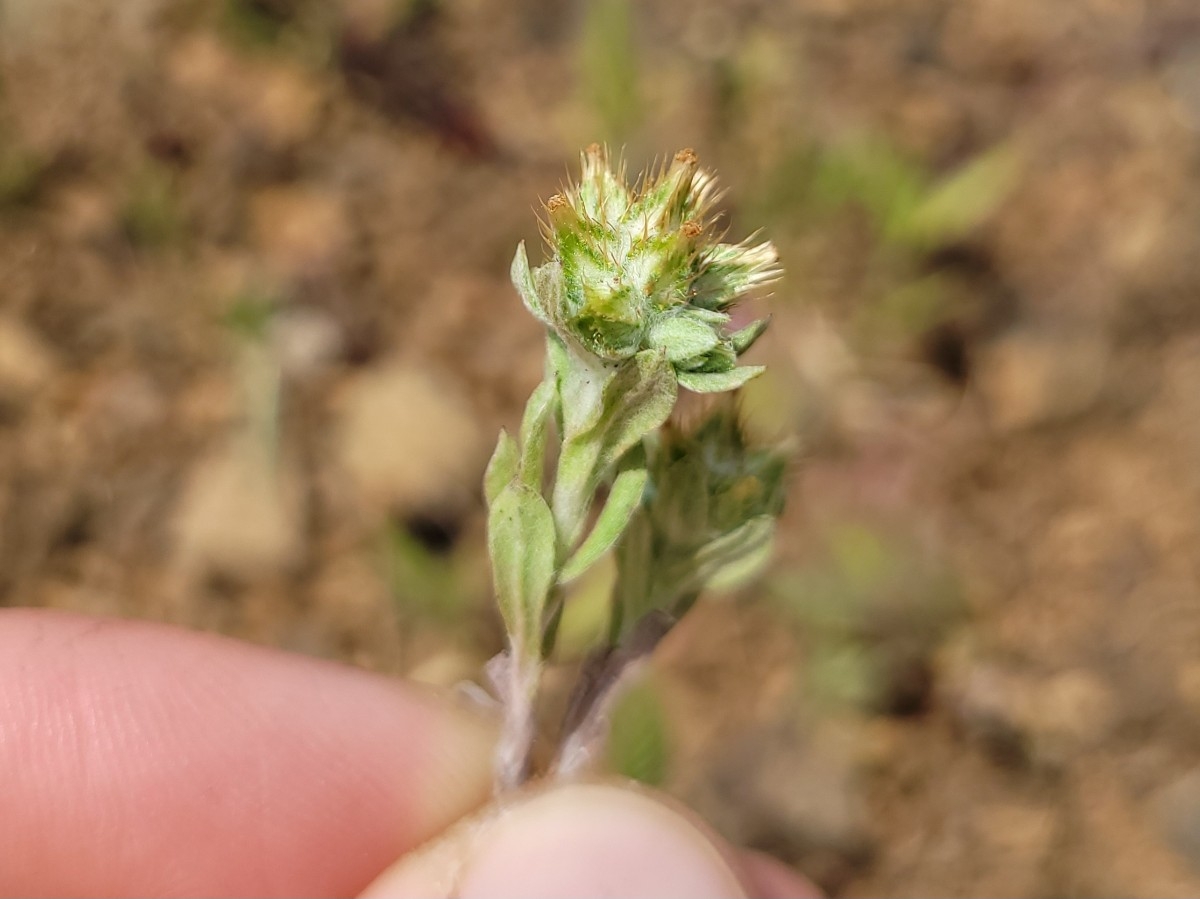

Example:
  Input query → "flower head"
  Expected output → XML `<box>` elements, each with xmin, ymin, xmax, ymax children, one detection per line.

<box><xmin>512</xmin><ymin>146</ymin><xmax>780</xmax><ymax>393</ymax></box>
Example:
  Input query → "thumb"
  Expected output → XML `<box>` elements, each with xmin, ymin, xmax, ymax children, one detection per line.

<box><xmin>361</xmin><ymin>782</ymin><xmax>819</xmax><ymax>899</ymax></box>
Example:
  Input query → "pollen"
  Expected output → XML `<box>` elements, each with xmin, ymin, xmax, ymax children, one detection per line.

<box><xmin>675</xmin><ymin>148</ymin><xmax>699</xmax><ymax>166</ymax></box>
<box><xmin>682</xmin><ymin>220</ymin><xmax>703</xmax><ymax>238</ymax></box>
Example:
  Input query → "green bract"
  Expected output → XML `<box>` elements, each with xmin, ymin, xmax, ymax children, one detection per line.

<box><xmin>511</xmin><ymin>145</ymin><xmax>780</xmax><ymax>391</ymax></box>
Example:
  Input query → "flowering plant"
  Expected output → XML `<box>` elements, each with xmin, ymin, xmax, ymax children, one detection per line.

<box><xmin>485</xmin><ymin>146</ymin><xmax>787</xmax><ymax>789</ymax></box>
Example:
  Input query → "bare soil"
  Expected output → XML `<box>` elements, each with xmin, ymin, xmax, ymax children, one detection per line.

<box><xmin>4</xmin><ymin>1</ymin><xmax>1200</xmax><ymax>895</ymax></box>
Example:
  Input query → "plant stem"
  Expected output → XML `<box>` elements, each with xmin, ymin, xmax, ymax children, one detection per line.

<box><xmin>553</xmin><ymin>609</ymin><xmax>674</xmax><ymax>780</ymax></box>
<box><xmin>489</xmin><ymin>650</ymin><xmax>538</xmax><ymax>792</ymax></box>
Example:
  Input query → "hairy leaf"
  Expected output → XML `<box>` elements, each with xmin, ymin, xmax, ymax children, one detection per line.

<box><xmin>511</xmin><ymin>241</ymin><xmax>551</xmax><ymax>325</ymax></box>
<box><xmin>677</xmin><ymin>365</ymin><xmax>765</xmax><ymax>394</ymax></box>
<box><xmin>729</xmin><ymin>317</ymin><xmax>770</xmax><ymax>355</ymax></box>
<box><xmin>487</xmin><ymin>482</ymin><xmax>558</xmax><ymax>655</ymax></box>
<box><xmin>554</xmin><ymin>350</ymin><xmax>676</xmax><ymax>549</ymax></box>
<box><xmin>648</xmin><ymin>314</ymin><xmax>720</xmax><ymax>363</ymax></box>
<box><xmin>560</xmin><ymin>448</ymin><xmax>648</xmax><ymax>583</ymax></box>
<box><xmin>484</xmin><ymin>429</ymin><xmax>519</xmax><ymax>507</ymax></box>
<box><xmin>518</xmin><ymin>378</ymin><xmax>558</xmax><ymax>490</ymax></box>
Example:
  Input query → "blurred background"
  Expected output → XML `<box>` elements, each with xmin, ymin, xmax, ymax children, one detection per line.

<box><xmin>3</xmin><ymin>0</ymin><xmax>1200</xmax><ymax>894</ymax></box>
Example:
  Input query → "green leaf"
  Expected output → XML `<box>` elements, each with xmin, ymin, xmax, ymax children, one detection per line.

<box><xmin>487</xmin><ymin>482</ymin><xmax>558</xmax><ymax>655</ymax></box>
<box><xmin>647</xmin><ymin>452</ymin><xmax>709</xmax><ymax>547</ymax></box>
<box><xmin>485</xmin><ymin>429</ymin><xmax>519</xmax><ymax>506</ymax></box>
<box><xmin>692</xmin><ymin>515</ymin><xmax>776</xmax><ymax>591</ymax></box>
<box><xmin>511</xmin><ymin>242</ymin><xmax>551</xmax><ymax>325</ymax></box>
<box><xmin>554</xmin><ymin>350</ymin><xmax>676</xmax><ymax>548</ymax></box>
<box><xmin>729</xmin><ymin>317</ymin><xmax>770</xmax><ymax>355</ymax></box>
<box><xmin>607</xmin><ymin>674</ymin><xmax>671</xmax><ymax>787</ymax></box>
<box><xmin>518</xmin><ymin>378</ymin><xmax>557</xmax><ymax>490</ymax></box>
<box><xmin>900</xmin><ymin>147</ymin><xmax>1019</xmax><ymax>248</ymax></box>
<box><xmin>556</xmin><ymin>338</ymin><xmax>617</xmax><ymax>441</ymax></box>
<box><xmin>560</xmin><ymin>449</ymin><xmax>648</xmax><ymax>583</ymax></box>
<box><xmin>677</xmin><ymin>365</ymin><xmax>765</xmax><ymax>394</ymax></box>
<box><xmin>647</xmin><ymin>314</ymin><xmax>720</xmax><ymax>363</ymax></box>
<box><xmin>592</xmin><ymin>350</ymin><xmax>678</xmax><ymax>468</ymax></box>
<box><xmin>704</xmin><ymin>529</ymin><xmax>775</xmax><ymax>592</ymax></box>
<box><xmin>534</xmin><ymin>259</ymin><xmax>564</xmax><ymax>322</ymax></box>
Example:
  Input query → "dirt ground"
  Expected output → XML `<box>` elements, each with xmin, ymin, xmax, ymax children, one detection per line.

<box><xmin>4</xmin><ymin>0</ymin><xmax>1200</xmax><ymax>895</ymax></box>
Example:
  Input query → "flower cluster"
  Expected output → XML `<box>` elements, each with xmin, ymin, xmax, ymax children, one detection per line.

<box><xmin>512</xmin><ymin>145</ymin><xmax>780</xmax><ymax>393</ymax></box>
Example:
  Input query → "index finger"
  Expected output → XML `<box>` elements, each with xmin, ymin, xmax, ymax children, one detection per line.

<box><xmin>0</xmin><ymin>609</ymin><xmax>496</xmax><ymax>898</ymax></box>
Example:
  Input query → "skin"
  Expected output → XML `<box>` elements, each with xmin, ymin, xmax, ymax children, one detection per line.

<box><xmin>0</xmin><ymin>609</ymin><xmax>818</xmax><ymax>898</ymax></box>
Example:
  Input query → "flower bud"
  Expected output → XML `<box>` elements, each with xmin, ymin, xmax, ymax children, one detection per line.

<box><xmin>515</xmin><ymin>148</ymin><xmax>780</xmax><ymax>388</ymax></box>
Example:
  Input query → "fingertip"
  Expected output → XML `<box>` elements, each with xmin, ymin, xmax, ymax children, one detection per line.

<box><xmin>362</xmin><ymin>783</ymin><xmax>751</xmax><ymax>899</ymax></box>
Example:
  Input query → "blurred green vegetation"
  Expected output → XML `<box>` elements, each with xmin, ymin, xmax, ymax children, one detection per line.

<box><xmin>580</xmin><ymin>0</ymin><xmax>642</xmax><ymax>142</ymax></box>
<box><xmin>0</xmin><ymin>142</ymin><xmax>46</xmax><ymax>210</ymax></box>
<box><xmin>607</xmin><ymin>672</ymin><xmax>672</xmax><ymax>787</ymax></box>
<box><xmin>755</xmin><ymin>138</ymin><xmax>1018</xmax><ymax>347</ymax></box>
<box><xmin>381</xmin><ymin>522</ymin><xmax>487</xmax><ymax>634</ymax></box>
<box><xmin>771</xmin><ymin>521</ymin><xmax>962</xmax><ymax>715</ymax></box>
<box><xmin>211</xmin><ymin>0</ymin><xmax>334</xmax><ymax>65</ymax></box>
<box><xmin>120</xmin><ymin>164</ymin><xmax>184</xmax><ymax>248</ymax></box>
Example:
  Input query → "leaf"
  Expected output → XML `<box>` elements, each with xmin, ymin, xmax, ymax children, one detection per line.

<box><xmin>704</xmin><ymin>529</ymin><xmax>775</xmax><ymax>592</ymax></box>
<box><xmin>647</xmin><ymin>452</ymin><xmax>709</xmax><ymax>547</ymax></box>
<box><xmin>487</xmin><ymin>482</ymin><xmax>558</xmax><ymax>655</ymax></box>
<box><xmin>592</xmin><ymin>350</ymin><xmax>678</xmax><ymax>468</ymax></box>
<box><xmin>729</xmin><ymin>317</ymin><xmax>770</xmax><ymax>355</ymax></box>
<box><xmin>677</xmin><ymin>365</ymin><xmax>765</xmax><ymax>394</ymax></box>
<box><xmin>484</xmin><ymin>429</ymin><xmax>519</xmax><ymax>506</ymax></box>
<box><xmin>692</xmin><ymin>515</ymin><xmax>777</xmax><ymax>590</ymax></box>
<box><xmin>648</xmin><ymin>314</ymin><xmax>720</xmax><ymax>363</ymax></box>
<box><xmin>511</xmin><ymin>241</ymin><xmax>551</xmax><ymax>324</ymax></box>
<box><xmin>555</xmin><ymin>337</ymin><xmax>617</xmax><ymax>441</ymax></box>
<box><xmin>553</xmin><ymin>350</ymin><xmax>676</xmax><ymax>548</ymax></box>
<box><xmin>518</xmin><ymin>378</ymin><xmax>557</xmax><ymax>490</ymax></box>
<box><xmin>560</xmin><ymin>448</ymin><xmax>648</xmax><ymax>583</ymax></box>
<box><xmin>900</xmin><ymin>147</ymin><xmax>1019</xmax><ymax>248</ymax></box>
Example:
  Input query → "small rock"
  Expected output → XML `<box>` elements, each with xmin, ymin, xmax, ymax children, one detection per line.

<box><xmin>172</xmin><ymin>436</ymin><xmax>304</xmax><ymax>582</ymax></box>
<box><xmin>1058</xmin><ymin>759</ymin><xmax>1200</xmax><ymax>896</ymax></box>
<box><xmin>946</xmin><ymin>648</ymin><xmax>1117</xmax><ymax>768</ymax></box>
<box><xmin>946</xmin><ymin>658</ymin><xmax>1034</xmax><ymax>764</ymax></box>
<box><xmin>273</xmin><ymin>307</ymin><xmax>345</xmax><ymax>381</ymax></box>
<box><xmin>250</xmin><ymin>186</ymin><xmax>350</xmax><ymax>283</ymax></box>
<box><xmin>168</xmin><ymin>35</ymin><xmax>323</xmax><ymax>153</ymax></box>
<box><xmin>1177</xmin><ymin>661</ymin><xmax>1200</xmax><ymax>714</ymax></box>
<box><xmin>974</xmin><ymin>328</ymin><xmax>1108</xmax><ymax>431</ymax></box>
<box><xmin>0</xmin><ymin>317</ymin><xmax>56</xmax><ymax>410</ymax></box>
<box><xmin>687</xmin><ymin>716</ymin><xmax>874</xmax><ymax>893</ymax></box>
<box><xmin>969</xmin><ymin>800</ymin><xmax>1061</xmax><ymax>898</ymax></box>
<box><xmin>52</xmin><ymin>185</ymin><xmax>118</xmax><ymax>244</ymax></box>
<box><xmin>1027</xmin><ymin>669</ymin><xmax>1117</xmax><ymax>764</ymax></box>
<box><xmin>1159</xmin><ymin>769</ymin><xmax>1200</xmax><ymax>875</ymax></box>
<box><xmin>247</xmin><ymin>64</ymin><xmax>323</xmax><ymax>151</ymax></box>
<box><xmin>334</xmin><ymin>362</ymin><xmax>485</xmax><ymax>518</ymax></box>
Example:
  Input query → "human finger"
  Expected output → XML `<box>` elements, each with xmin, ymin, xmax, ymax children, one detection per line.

<box><xmin>0</xmin><ymin>609</ymin><xmax>496</xmax><ymax>898</ymax></box>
